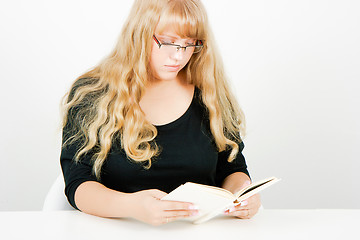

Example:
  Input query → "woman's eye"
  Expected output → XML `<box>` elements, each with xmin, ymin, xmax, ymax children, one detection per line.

<box><xmin>160</xmin><ymin>39</ymin><xmax>174</xmax><ymax>44</ymax></box>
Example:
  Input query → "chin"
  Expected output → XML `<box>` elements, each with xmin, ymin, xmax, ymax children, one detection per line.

<box><xmin>157</xmin><ymin>71</ymin><xmax>179</xmax><ymax>81</ymax></box>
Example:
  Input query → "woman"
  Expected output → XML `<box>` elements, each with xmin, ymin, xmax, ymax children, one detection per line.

<box><xmin>61</xmin><ymin>0</ymin><xmax>261</xmax><ymax>226</ymax></box>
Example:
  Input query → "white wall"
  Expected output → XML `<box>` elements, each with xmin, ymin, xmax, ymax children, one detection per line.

<box><xmin>0</xmin><ymin>0</ymin><xmax>359</xmax><ymax>211</ymax></box>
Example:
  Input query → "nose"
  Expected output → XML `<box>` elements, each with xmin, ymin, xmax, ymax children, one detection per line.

<box><xmin>170</xmin><ymin>48</ymin><xmax>186</xmax><ymax>61</ymax></box>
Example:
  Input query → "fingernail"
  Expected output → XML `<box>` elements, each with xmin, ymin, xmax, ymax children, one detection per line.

<box><xmin>228</xmin><ymin>206</ymin><xmax>236</xmax><ymax>213</ymax></box>
<box><xmin>191</xmin><ymin>211</ymin><xmax>199</xmax><ymax>216</ymax></box>
<box><xmin>189</xmin><ymin>205</ymin><xmax>199</xmax><ymax>210</ymax></box>
<box><xmin>240</xmin><ymin>201</ymin><xmax>248</xmax><ymax>206</ymax></box>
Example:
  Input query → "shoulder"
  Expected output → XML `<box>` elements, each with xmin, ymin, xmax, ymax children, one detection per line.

<box><xmin>68</xmin><ymin>77</ymin><xmax>101</xmax><ymax>102</ymax></box>
<box><xmin>65</xmin><ymin>77</ymin><xmax>102</xmax><ymax>127</ymax></box>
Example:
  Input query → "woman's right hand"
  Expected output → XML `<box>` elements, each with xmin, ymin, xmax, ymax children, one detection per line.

<box><xmin>128</xmin><ymin>189</ymin><xmax>199</xmax><ymax>226</ymax></box>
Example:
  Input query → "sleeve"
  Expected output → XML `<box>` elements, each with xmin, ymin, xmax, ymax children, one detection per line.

<box><xmin>60</xmin><ymin>111</ymin><xmax>98</xmax><ymax>210</ymax></box>
<box><xmin>215</xmin><ymin>140</ymin><xmax>250</xmax><ymax>186</ymax></box>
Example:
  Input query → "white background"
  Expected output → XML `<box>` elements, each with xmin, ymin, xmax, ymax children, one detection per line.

<box><xmin>0</xmin><ymin>0</ymin><xmax>359</xmax><ymax>211</ymax></box>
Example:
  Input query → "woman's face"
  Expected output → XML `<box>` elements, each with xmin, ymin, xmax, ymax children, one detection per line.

<box><xmin>150</xmin><ymin>26</ymin><xmax>196</xmax><ymax>82</ymax></box>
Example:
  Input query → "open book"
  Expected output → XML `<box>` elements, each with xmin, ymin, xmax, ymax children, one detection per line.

<box><xmin>161</xmin><ymin>176</ymin><xmax>280</xmax><ymax>224</ymax></box>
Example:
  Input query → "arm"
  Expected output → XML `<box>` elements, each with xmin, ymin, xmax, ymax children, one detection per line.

<box><xmin>221</xmin><ymin>172</ymin><xmax>251</xmax><ymax>194</ymax></box>
<box><xmin>74</xmin><ymin>181</ymin><xmax>199</xmax><ymax>225</ymax></box>
<box><xmin>74</xmin><ymin>181</ymin><xmax>132</xmax><ymax>218</ymax></box>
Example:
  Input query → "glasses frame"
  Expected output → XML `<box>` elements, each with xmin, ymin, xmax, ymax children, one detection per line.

<box><xmin>153</xmin><ymin>35</ymin><xmax>204</xmax><ymax>54</ymax></box>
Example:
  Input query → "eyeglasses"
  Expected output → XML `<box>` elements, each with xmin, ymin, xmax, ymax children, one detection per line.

<box><xmin>153</xmin><ymin>35</ymin><xmax>203</xmax><ymax>54</ymax></box>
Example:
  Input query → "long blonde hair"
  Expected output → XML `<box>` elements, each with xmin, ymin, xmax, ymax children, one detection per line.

<box><xmin>62</xmin><ymin>0</ymin><xmax>246</xmax><ymax>179</ymax></box>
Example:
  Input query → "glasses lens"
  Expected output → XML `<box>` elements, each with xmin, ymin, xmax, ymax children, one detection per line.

<box><xmin>160</xmin><ymin>44</ymin><xmax>202</xmax><ymax>54</ymax></box>
<box><xmin>161</xmin><ymin>45</ymin><xmax>178</xmax><ymax>55</ymax></box>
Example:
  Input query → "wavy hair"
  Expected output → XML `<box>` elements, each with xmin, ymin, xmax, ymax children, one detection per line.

<box><xmin>62</xmin><ymin>0</ymin><xmax>246</xmax><ymax>179</ymax></box>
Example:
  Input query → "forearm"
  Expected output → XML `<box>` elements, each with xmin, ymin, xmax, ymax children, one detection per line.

<box><xmin>74</xmin><ymin>181</ymin><xmax>133</xmax><ymax>218</ymax></box>
<box><xmin>221</xmin><ymin>172</ymin><xmax>251</xmax><ymax>194</ymax></box>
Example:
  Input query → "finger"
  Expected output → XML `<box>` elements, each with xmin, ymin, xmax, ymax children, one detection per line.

<box><xmin>235</xmin><ymin>201</ymin><xmax>256</xmax><ymax>211</ymax></box>
<box><xmin>230</xmin><ymin>205</ymin><xmax>260</xmax><ymax>219</ymax></box>
<box><xmin>161</xmin><ymin>215</ymin><xmax>185</xmax><ymax>225</ymax></box>
<box><xmin>235</xmin><ymin>200</ymin><xmax>249</xmax><ymax>208</ymax></box>
<box><xmin>225</xmin><ymin>204</ymin><xmax>245</xmax><ymax>214</ymax></box>
<box><xmin>161</xmin><ymin>200</ymin><xmax>199</xmax><ymax>211</ymax></box>
<box><xmin>225</xmin><ymin>202</ymin><xmax>256</xmax><ymax>217</ymax></box>
<box><xmin>161</xmin><ymin>209</ymin><xmax>199</xmax><ymax>224</ymax></box>
<box><xmin>226</xmin><ymin>208</ymin><xmax>250</xmax><ymax>218</ymax></box>
<box><xmin>236</xmin><ymin>194</ymin><xmax>261</xmax><ymax>210</ymax></box>
<box><xmin>232</xmin><ymin>204</ymin><xmax>260</xmax><ymax>218</ymax></box>
<box><xmin>163</xmin><ymin>209</ymin><xmax>198</xmax><ymax>219</ymax></box>
<box><xmin>160</xmin><ymin>201</ymin><xmax>200</xmax><ymax>223</ymax></box>
<box><xmin>227</xmin><ymin>201</ymin><xmax>249</xmax><ymax>214</ymax></box>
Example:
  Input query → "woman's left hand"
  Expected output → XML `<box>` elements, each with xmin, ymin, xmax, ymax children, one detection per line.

<box><xmin>223</xmin><ymin>181</ymin><xmax>261</xmax><ymax>219</ymax></box>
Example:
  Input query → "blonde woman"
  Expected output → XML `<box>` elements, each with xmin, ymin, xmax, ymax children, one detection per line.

<box><xmin>61</xmin><ymin>0</ymin><xmax>261</xmax><ymax>226</ymax></box>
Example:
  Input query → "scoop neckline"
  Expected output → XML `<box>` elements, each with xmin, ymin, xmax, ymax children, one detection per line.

<box><xmin>154</xmin><ymin>87</ymin><xmax>198</xmax><ymax>131</ymax></box>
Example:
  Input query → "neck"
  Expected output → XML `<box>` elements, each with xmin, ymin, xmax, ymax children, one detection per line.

<box><xmin>141</xmin><ymin>72</ymin><xmax>191</xmax><ymax>101</ymax></box>
<box><xmin>147</xmin><ymin>71</ymin><xmax>186</xmax><ymax>90</ymax></box>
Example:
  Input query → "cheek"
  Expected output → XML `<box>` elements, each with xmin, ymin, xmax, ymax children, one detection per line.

<box><xmin>150</xmin><ymin>46</ymin><xmax>163</xmax><ymax>70</ymax></box>
<box><xmin>183</xmin><ymin>55</ymin><xmax>192</xmax><ymax>66</ymax></box>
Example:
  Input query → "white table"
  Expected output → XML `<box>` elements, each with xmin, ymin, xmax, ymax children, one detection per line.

<box><xmin>1</xmin><ymin>209</ymin><xmax>359</xmax><ymax>240</ymax></box>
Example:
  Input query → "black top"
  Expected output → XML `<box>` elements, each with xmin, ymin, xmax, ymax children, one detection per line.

<box><xmin>60</xmin><ymin>87</ymin><xmax>249</xmax><ymax>210</ymax></box>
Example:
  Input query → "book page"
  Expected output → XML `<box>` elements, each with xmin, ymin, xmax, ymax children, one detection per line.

<box><xmin>162</xmin><ymin>177</ymin><xmax>280</xmax><ymax>224</ymax></box>
<box><xmin>161</xmin><ymin>183</ymin><xmax>234</xmax><ymax>222</ymax></box>
<box><xmin>183</xmin><ymin>182</ymin><xmax>235</xmax><ymax>199</ymax></box>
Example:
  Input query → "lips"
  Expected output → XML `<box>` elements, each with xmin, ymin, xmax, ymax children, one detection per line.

<box><xmin>164</xmin><ymin>65</ymin><xmax>181</xmax><ymax>71</ymax></box>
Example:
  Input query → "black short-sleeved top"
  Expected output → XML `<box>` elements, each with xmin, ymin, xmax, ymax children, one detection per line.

<box><xmin>60</xmin><ymin>87</ymin><xmax>249</xmax><ymax>210</ymax></box>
